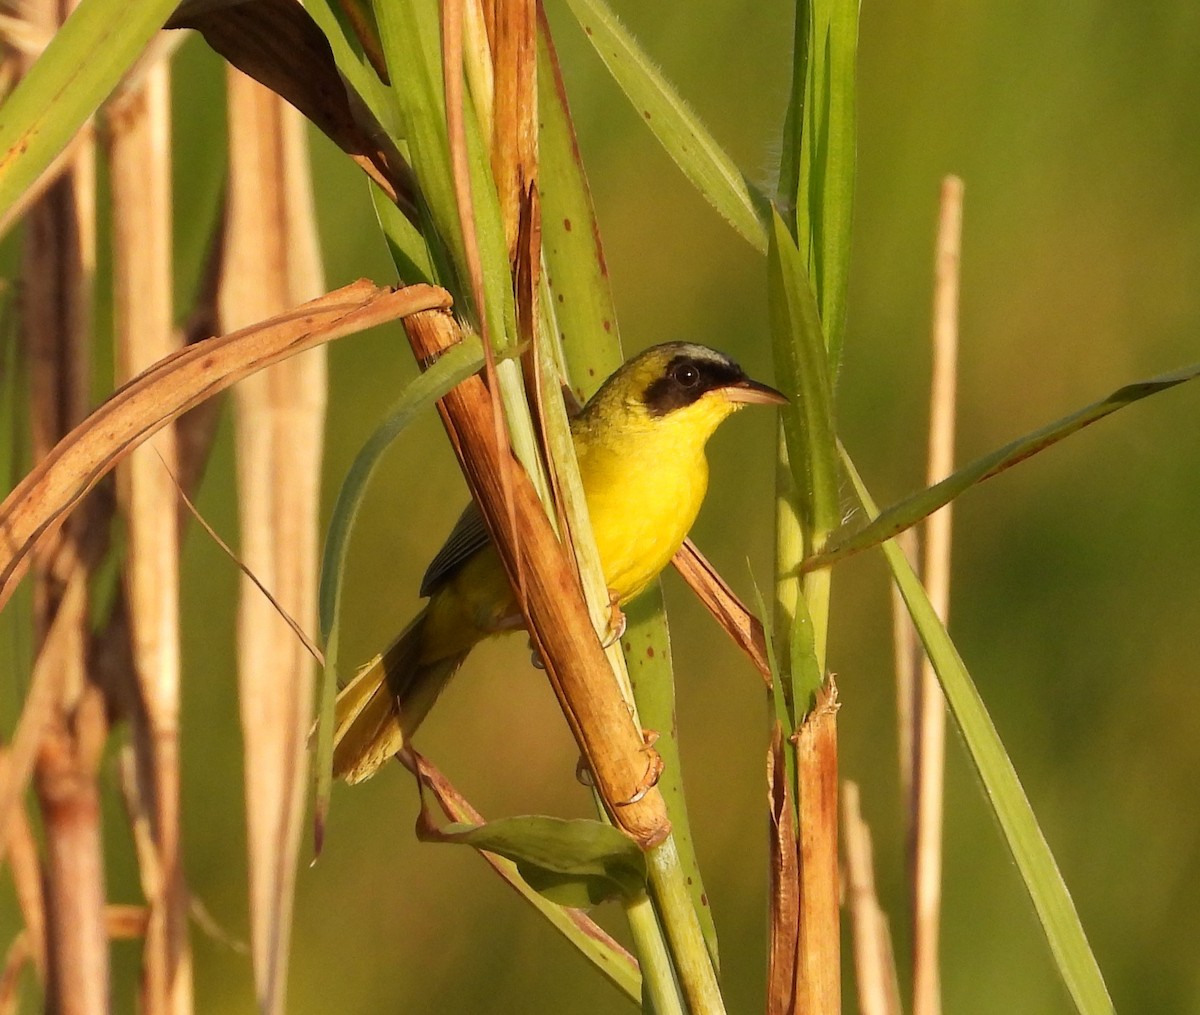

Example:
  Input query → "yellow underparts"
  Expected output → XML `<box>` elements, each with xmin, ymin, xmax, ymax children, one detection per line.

<box><xmin>417</xmin><ymin>389</ymin><xmax>742</xmax><ymax>663</ymax></box>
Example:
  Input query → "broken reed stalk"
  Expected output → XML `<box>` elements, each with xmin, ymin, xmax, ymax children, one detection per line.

<box><xmin>401</xmin><ymin>307</ymin><xmax>670</xmax><ymax>847</ymax></box>
<box><xmin>844</xmin><ymin>782</ymin><xmax>901</xmax><ymax>1015</ymax></box>
<box><xmin>766</xmin><ymin>723</ymin><xmax>800</xmax><ymax>1015</ymax></box>
<box><xmin>483</xmin><ymin>0</ymin><xmax>537</xmax><ymax>260</ymax></box>
<box><xmin>106</xmin><ymin>53</ymin><xmax>192</xmax><ymax>1014</ymax></box>
<box><xmin>793</xmin><ymin>679</ymin><xmax>841</xmax><ymax>1014</ymax></box>
<box><xmin>911</xmin><ymin>175</ymin><xmax>963</xmax><ymax>1015</ymax></box>
<box><xmin>220</xmin><ymin>67</ymin><xmax>327</xmax><ymax>1015</ymax></box>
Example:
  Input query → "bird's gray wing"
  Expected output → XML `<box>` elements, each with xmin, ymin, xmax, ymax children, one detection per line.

<box><xmin>419</xmin><ymin>500</ymin><xmax>492</xmax><ymax>597</ymax></box>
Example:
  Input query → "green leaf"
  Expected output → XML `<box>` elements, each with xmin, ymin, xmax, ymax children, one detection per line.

<box><xmin>304</xmin><ymin>0</ymin><xmax>405</xmax><ymax>142</ymax></box>
<box><xmin>809</xmin><ymin>361</ymin><xmax>1200</xmax><ymax>573</ymax></box>
<box><xmin>839</xmin><ymin>446</ymin><xmax>1115</xmax><ymax>1015</ymax></box>
<box><xmin>372</xmin><ymin>0</ymin><xmax>514</xmax><ymax>348</ymax></box>
<box><xmin>749</xmin><ymin>573</ymin><xmax>797</xmax><ymax>800</ymax></box>
<box><xmin>782</xmin><ymin>0</ymin><xmax>858</xmax><ymax>366</ymax></box>
<box><xmin>371</xmin><ymin>181</ymin><xmax>434</xmax><ymax>285</ymax></box>
<box><xmin>561</xmin><ymin>0</ymin><xmax>767</xmax><ymax>254</ymax></box>
<box><xmin>766</xmin><ymin>208</ymin><xmax>839</xmax><ymax>707</ymax></box>
<box><xmin>312</xmin><ymin>339</ymin><xmax>484</xmax><ymax>846</ymax></box>
<box><xmin>419</xmin><ymin>813</ymin><xmax>648</xmax><ymax>908</ymax></box>
<box><xmin>536</xmin><ymin>18</ymin><xmax>625</xmax><ymax>403</ymax></box>
<box><xmin>0</xmin><ymin>0</ymin><xmax>178</xmax><ymax>230</ymax></box>
<box><xmin>623</xmin><ymin>593</ymin><xmax>719</xmax><ymax>971</ymax></box>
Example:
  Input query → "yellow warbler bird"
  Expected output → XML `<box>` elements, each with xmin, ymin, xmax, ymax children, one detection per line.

<box><xmin>332</xmin><ymin>342</ymin><xmax>786</xmax><ymax>783</ymax></box>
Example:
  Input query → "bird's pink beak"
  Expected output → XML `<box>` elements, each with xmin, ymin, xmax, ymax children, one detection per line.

<box><xmin>722</xmin><ymin>378</ymin><xmax>789</xmax><ymax>405</ymax></box>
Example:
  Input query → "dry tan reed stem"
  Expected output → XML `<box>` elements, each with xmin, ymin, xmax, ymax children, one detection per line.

<box><xmin>404</xmin><ymin>308</ymin><xmax>671</xmax><ymax>847</ymax></box>
<box><xmin>17</xmin><ymin>0</ymin><xmax>108</xmax><ymax>1004</ymax></box>
<box><xmin>844</xmin><ymin>781</ymin><xmax>901</xmax><ymax>1015</ymax></box>
<box><xmin>793</xmin><ymin>678</ymin><xmax>841</xmax><ymax>1015</ymax></box>
<box><xmin>35</xmin><ymin>680</ymin><xmax>108</xmax><ymax>1015</ymax></box>
<box><xmin>221</xmin><ymin>69</ymin><xmax>327</xmax><ymax>1015</ymax></box>
<box><xmin>911</xmin><ymin>175</ymin><xmax>964</xmax><ymax>1015</ymax></box>
<box><xmin>107</xmin><ymin>54</ymin><xmax>192</xmax><ymax>1015</ymax></box>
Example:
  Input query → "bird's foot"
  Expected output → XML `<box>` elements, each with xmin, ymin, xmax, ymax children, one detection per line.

<box><xmin>617</xmin><ymin>728</ymin><xmax>664</xmax><ymax>806</ymax></box>
<box><xmin>575</xmin><ymin>730</ymin><xmax>663</xmax><ymax>804</ymax></box>
<box><xmin>599</xmin><ymin>590</ymin><xmax>627</xmax><ymax>649</ymax></box>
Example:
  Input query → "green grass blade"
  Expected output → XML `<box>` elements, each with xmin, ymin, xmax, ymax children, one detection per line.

<box><xmin>371</xmin><ymin>0</ymin><xmax>514</xmax><ymax>346</ymax></box>
<box><xmin>623</xmin><ymin>593</ymin><xmax>719</xmax><ymax>971</ymax></box>
<box><xmin>749</xmin><ymin>574</ymin><xmax>796</xmax><ymax>795</ymax></box>
<box><xmin>561</xmin><ymin>0</ymin><xmax>767</xmax><ymax>253</ymax></box>
<box><xmin>0</xmin><ymin>0</ymin><xmax>177</xmax><ymax>228</ymax></box>
<box><xmin>371</xmin><ymin>182</ymin><xmax>434</xmax><ymax>285</ymax></box>
<box><xmin>779</xmin><ymin>0</ymin><xmax>858</xmax><ymax>368</ymax></box>
<box><xmin>777</xmin><ymin>0</ymin><xmax>809</xmax><ymax>208</ymax></box>
<box><xmin>810</xmin><ymin>361</ymin><xmax>1200</xmax><ymax>572</ymax></box>
<box><xmin>539</xmin><ymin>16</ymin><xmax>717</xmax><ymax>998</ymax></box>
<box><xmin>305</xmin><ymin>0</ymin><xmax>405</xmax><ymax>142</ymax></box>
<box><xmin>536</xmin><ymin>16</ymin><xmax>625</xmax><ymax>399</ymax></box>
<box><xmin>839</xmin><ymin>446</ymin><xmax>1115</xmax><ymax>1015</ymax></box>
<box><xmin>767</xmin><ymin>208</ymin><xmax>839</xmax><ymax>707</ymax></box>
<box><xmin>312</xmin><ymin>339</ymin><xmax>484</xmax><ymax>847</ymax></box>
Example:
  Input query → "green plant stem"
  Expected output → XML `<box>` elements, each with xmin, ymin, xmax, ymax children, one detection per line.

<box><xmin>648</xmin><ymin>835</ymin><xmax>726</xmax><ymax>1014</ymax></box>
<box><xmin>802</xmin><ymin>561</ymin><xmax>831</xmax><ymax>676</ymax></box>
<box><xmin>625</xmin><ymin>891</ymin><xmax>684</xmax><ymax>1015</ymax></box>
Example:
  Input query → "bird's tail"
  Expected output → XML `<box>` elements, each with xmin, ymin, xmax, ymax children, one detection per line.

<box><xmin>331</xmin><ymin>608</ymin><xmax>467</xmax><ymax>784</ymax></box>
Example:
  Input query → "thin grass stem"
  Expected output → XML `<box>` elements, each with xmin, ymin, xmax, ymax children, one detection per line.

<box><xmin>911</xmin><ymin>175</ymin><xmax>963</xmax><ymax>1015</ymax></box>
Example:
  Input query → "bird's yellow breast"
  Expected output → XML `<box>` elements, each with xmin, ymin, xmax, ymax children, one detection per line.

<box><xmin>574</xmin><ymin>392</ymin><xmax>734</xmax><ymax>604</ymax></box>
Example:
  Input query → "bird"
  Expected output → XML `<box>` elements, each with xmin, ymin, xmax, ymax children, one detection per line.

<box><xmin>332</xmin><ymin>342</ymin><xmax>787</xmax><ymax>783</ymax></box>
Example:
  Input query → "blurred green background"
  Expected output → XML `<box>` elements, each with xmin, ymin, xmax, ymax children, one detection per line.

<box><xmin>6</xmin><ymin>1</ymin><xmax>1200</xmax><ymax>1012</ymax></box>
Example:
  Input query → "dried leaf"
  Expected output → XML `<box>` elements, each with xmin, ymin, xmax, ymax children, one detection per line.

<box><xmin>672</xmin><ymin>538</ymin><xmax>770</xmax><ymax>681</ymax></box>
<box><xmin>0</xmin><ymin>281</ymin><xmax>452</xmax><ymax>614</ymax></box>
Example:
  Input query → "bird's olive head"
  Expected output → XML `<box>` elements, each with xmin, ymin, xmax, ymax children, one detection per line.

<box><xmin>635</xmin><ymin>343</ymin><xmax>788</xmax><ymax>416</ymax></box>
<box><xmin>573</xmin><ymin>342</ymin><xmax>787</xmax><ymax>451</ymax></box>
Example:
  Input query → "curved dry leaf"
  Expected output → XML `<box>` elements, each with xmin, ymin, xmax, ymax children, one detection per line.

<box><xmin>0</xmin><ymin>281</ymin><xmax>452</xmax><ymax>613</ymax></box>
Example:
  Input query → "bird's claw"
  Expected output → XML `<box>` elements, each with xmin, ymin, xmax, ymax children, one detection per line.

<box><xmin>600</xmin><ymin>590</ymin><xmax>627</xmax><ymax>649</ymax></box>
<box><xmin>574</xmin><ymin>756</ymin><xmax>594</xmax><ymax>787</ymax></box>
<box><xmin>528</xmin><ymin>638</ymin><xmax>545</xmax><ymax>670</ymax></box>
<box><xmin>616</xmin><ymin>728</ymin><xmax>664</xmax><ymax>806</ymax></box>
<box><xmin>575</xmin><ymin>729</ymin><xmax>663</xmax><ymax>804</ymax></box>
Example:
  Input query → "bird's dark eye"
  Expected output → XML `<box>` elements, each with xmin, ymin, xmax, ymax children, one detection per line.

<box><xmin>673</xmin><ymin>363</ymin><xmax>701</xmax><ymax>387</ymax></box>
